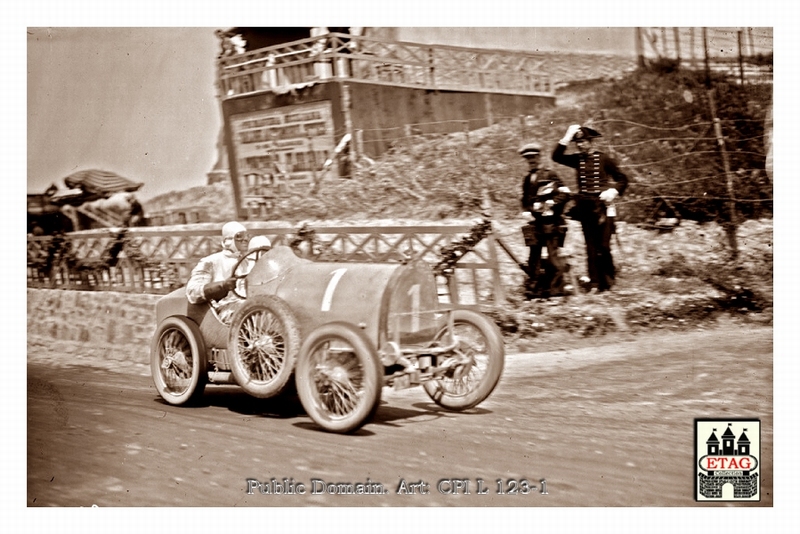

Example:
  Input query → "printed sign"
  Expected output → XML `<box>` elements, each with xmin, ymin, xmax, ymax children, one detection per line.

<box><xmin>230</xmin><ymin>101</ymin><xmax>336</xmax><ymax>204</ymax></box>
<box><xmin>696</xmin><ymin>419</ymin><xmax>761</xmax><ymax>501</ymax></box>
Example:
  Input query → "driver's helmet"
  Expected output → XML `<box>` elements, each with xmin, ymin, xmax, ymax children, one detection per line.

<box><xmin>247</xmin><ymin>235</ymin><xmax>272</xmax><ymax>251</ymax></box>
<box><xmin>247</xmin><ymin>235</ymin><xmax>272</xmax><ymax>261</ymax></box>
<box><xmin>221</xmin><ymin>221</ymin><xmax>248</xmax><ymax>253</ymax></box>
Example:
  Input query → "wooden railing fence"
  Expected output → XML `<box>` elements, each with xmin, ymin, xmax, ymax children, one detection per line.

<box><xmin>27</xmin><ymin>224</ymin><xmax>505</xmax><ymax>307</ymax></box>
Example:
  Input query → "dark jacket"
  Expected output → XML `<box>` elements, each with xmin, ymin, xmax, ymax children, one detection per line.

<box><xmin>522</xmin><ymin>168</ymin><xmax>569</xmax><ymax>219</ymax></box>
<box><xmin>552</xmin><ymin>144</ymin><xmax>629</xmax><ymax>196</ymax></box>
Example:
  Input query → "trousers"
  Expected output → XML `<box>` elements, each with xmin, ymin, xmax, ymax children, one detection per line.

<box><xmin>580</xmin><ymin>214</ymin><xmax>616</xmax><ymax>291</ymax></box>
<box><xmin>526</xmin><ymin>234</ymin><xmax>568</xmax><ymax>297</ymax></box>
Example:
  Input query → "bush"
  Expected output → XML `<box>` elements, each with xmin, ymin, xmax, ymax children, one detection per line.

<box><xmin>590</xmin><ymin>69</ymin><xmax>772</xmax><ymax>224</ymax></box>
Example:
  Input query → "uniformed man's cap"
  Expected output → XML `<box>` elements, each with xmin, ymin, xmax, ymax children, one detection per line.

<box><xmin>572</xmin><ymin>126</ymin><xmax>602</xmax><ymax>141</ymax></box>
<box><xmin>519</xmin><ymin>142</ymin><xmax>543</xmax><ymax>157</ymax></box>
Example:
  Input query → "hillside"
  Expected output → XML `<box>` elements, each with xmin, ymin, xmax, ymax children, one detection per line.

<box><xmin>145</xmin><ymin>68</ymin><xmax>772</xmax><ymax>225</ymax></box>
<box><xmin>141</xmin><ymin>68</ymin><xmax>773</xmax><ymax>343</ymax></box>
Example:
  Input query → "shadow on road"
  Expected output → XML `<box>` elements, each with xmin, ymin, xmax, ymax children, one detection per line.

<box><xmin>150</xmin><ymin>386</ymin><xmax>495</xmax><ymax>435</ymax></box>
<box><xmin>291</xmin><ymin>421</ymin><xmax>377</xmax><ymax>436</ymax></box>
<box><xmin>152</xmin><ymin>386</ymin><xmax>305</xmax><ymax>419</ymax></box>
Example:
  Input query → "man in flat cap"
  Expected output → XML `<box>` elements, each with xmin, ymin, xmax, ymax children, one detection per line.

<box><xmin>552</xmin><ymin>124</ymin><xmax>629</xmax><ymax>292</ymax></box>
<box><xmin>520</xmin><ymin>142</ymin><xmax>571</xmax><ymax>298</ymax></box>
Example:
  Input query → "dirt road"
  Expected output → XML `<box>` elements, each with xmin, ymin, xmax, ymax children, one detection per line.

<box><xmin>27</xmin><ymin>324</ymin><xmax>772</xmax><ymax>507</ymax></box>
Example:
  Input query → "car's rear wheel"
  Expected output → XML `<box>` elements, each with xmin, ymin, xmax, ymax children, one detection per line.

<box><xmin>295</xmin><ymin>322</ymin><xmax>382</xmax><ymax>434</ymax></box>
<box><xmin>151</xmin><ymin>317</ymin><xmax>207</xmax><ymax>405</ymax></box>
<box><xmin>228</xmin><ymin>295</ymin><xmax>300</xmax><ymax>398</ymax></box>
<box><xmin>423</xmin><ymin>309</ymin><xmax>504</xmax><ymax>411</ymax></box>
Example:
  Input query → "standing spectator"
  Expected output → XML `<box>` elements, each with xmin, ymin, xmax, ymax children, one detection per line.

<box><xmin>552</xmin><ymin>125</ymin><xmax>628</xmax><ymax>292</ymax></box>
<box><xmin>519</xmin><ymin>142</ymin><xmax>571</xmax><ymax>298</ymax></box>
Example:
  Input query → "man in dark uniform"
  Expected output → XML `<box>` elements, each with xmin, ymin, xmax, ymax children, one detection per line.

<box><xmin>520</xmin><ymin>142</ymin><xmax>571</xmax><ymax>298</ymax></box>
<box><xmin>552</xmin><ymin>125</ymin><xmax>628</xmax><ymax>292</ymax></box>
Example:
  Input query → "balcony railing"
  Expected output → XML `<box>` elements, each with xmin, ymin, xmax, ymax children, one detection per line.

<box><xmin>217</xmin><ymin>32</ymin><xmax>554</xmax><ymax>98</ymax></box>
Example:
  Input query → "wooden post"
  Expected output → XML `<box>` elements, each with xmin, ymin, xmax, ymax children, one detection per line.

<box><xmin>673</xmin><ymin>27</ymin><xmax>681</xmax><ymax>64</ymax></box>
<box><xmin>689</xmin><ymin>27</ymin><xmax>696</xmax><ymax>68</ymax></box>
<box><xmin>737</xmin><ymin>30</ymin><xmax>745</xmax><ymax>85</ymax></box>
<box><xmin>308</xmin><ymin>136</ymin><xmax>320</xmax><ymax>194</ymax></box>
<box><xmin>463</xmin><ymin>121</ymin><xmax>471</xmax><ymax>165</ymax></box>
<box><xmin>707</xmin><ymin>89</ymin><xmax>739</xmax><ymax>260</ymax></box>
<box><xmin>484</xmin><ymin>93</ymin><xmax>494</xmax><ymax>127</ymax></box>
<box><xmin>428</xmin><ymin>47</ymin><xmax>436</xmax><ymax>88</ymax></box>
<box><xmin>486</xmin><ymin>232</ymin><xmax>506</xmax><ymax>304</ymax></box>
<box><xmin>703</xmin><ymin>27</ymin><xmax>711</xmax><ymax>86</ymax></box>
<box><xmin>340</xmin><ymin>82</ymin><xmax>356</xmax><ymax>177</ymax></box>
<box><xmin>635</xmin><ymin>28</ymin><xmax>645</xmax><ymax>68</ymax></box>
<box><xmin>447</xmin><ymin>273</ymin><xmax>460</xmax><ymax>305</ymax></box>
<box><xmin>355</xmin><ymin>129</ymin><xmax>365</xmax><ymax>159</ymax></box>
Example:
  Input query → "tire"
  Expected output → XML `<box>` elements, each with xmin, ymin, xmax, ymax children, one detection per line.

<box><xmin>423</xmin><ymin>309</ymin><xmax>505</xmax><ymax>411</ymax></box>
<box><xmin>295</xmin><ymin>322</ymin><xmax>383</xmax><ymax>434</ymax></box>
<box><xmin>151</xmin><ymin>317</ymin><xmax>207</xmax><ymax>405</ymax></box>
<box><xmin>228</xmin><ymin>295</ymin><xmax>301</xmax><ymax>398</ymax></box>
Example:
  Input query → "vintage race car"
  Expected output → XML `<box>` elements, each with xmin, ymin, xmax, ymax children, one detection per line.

<box><xmin>150</xmin><ymin>244</ymin><xmax>505</xmax><ymax>433</ymax></box>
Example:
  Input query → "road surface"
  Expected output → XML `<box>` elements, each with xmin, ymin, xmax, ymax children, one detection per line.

<box><xmin>28</xmin><ymin>324</ymin><xmax>772</xmax><ymax>507</ymax></box>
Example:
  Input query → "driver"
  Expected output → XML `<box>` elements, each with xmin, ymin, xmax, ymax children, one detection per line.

<box><xmin>186</xmin><ymin>221</ymin><xmax>250</xmax><ymax>309</ymax></box>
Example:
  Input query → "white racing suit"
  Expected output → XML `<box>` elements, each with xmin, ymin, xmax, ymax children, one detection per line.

<box><xmin>185</xmin><ymin>249</ymin><xmax>243</xmax><ymax>324</ymax></box>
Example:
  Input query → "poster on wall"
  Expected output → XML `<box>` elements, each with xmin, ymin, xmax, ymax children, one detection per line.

<box><xmin>229</xmin><ymin>101</ymin><xmax>337</xmax><ymax>210</ymax></box>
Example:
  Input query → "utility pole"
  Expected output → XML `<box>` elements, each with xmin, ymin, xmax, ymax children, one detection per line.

<box><xmin>703</xmin><ymin>28</ymin><xmax>738</xmax><ymax>260</ymax></box>
<box><xmin>703</xmin><ymin>27</ymin><xmax>711</xmax><ymax>86</ymax></box>
<box><xmin>635</xmin><ymin>28</ymin><xmax>645</xmax><ymax>68</ymax></box>
<box><xmin>706</xmin><ymin>87</ymin><xmax>740</xmax><ymax>260</ymax></box>
<box><xmin>737</xmin><ymin>30</ymin><xmax>745</xmax><ymax>85</ymax></box>
<box><xmin>341</xmin><ymin>82</ymin><xmax>357</xmax><ymax>177</ymax></box>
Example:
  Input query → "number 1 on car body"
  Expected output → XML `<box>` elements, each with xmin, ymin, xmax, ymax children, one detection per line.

<box><xmin>321</xmin><ymin>268</ymin><xmax>347</xmax><ymax>311</ymax></box>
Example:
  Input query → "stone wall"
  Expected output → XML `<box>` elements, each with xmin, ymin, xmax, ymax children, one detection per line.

<box><xmin>27</xmin><ymin>289</ymin><xmax>162</xmax><ymax>371</ymax></box>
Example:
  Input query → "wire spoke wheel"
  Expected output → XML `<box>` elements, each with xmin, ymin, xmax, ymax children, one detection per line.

<box><xmin>229</xmin><ymin>295</ymin><xmax>299</xmax><ymax>398</ymax></box>
<box><xmin>310</xmin><ymin>344</ymin><xmax>365</xmax><ymax>417</ymax></box>
<box><xmin>151</xmin><ymin>317</ymin><xmax>206</xmax><ymax>405</ymax></box>
<box><xmin>435</xmin><ymin>323</ymin><xmax>489</xmax><ymax>396</ymax></box>
<box><xmin>296</xmin><ymin>322</ymin><xmax>382</xmax><ymax>434</ymax></box>
<box><xmin>238</xmin><ymin>308</ymin><xmax>285</xmax><ymax>381</ymax></box>
<box><xmin>423</xmin><ymin>309</ymin><xmax>504</xmax><ymax>411</ymax></box>
<box><xmin>160</xmin><ymin>329</ymin><xmax>193</xmax><ymax>391</ymax></box>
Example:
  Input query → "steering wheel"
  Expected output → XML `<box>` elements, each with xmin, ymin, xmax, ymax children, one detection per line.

<box><xmin>230</xmin><ymin>246</ymin><xmax>273</xmax><ymax>300</ymax></box>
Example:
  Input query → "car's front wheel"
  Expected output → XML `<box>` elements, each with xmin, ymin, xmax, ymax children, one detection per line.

<box><xmin>295</xmin><ymin>322</ymin><xmax>382</xmax><ymax>434</ymax></box>
<box><xmin>423</xmin><ymin>309</ymin><xmax>505</xmax><ymax>411</ymax></box>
